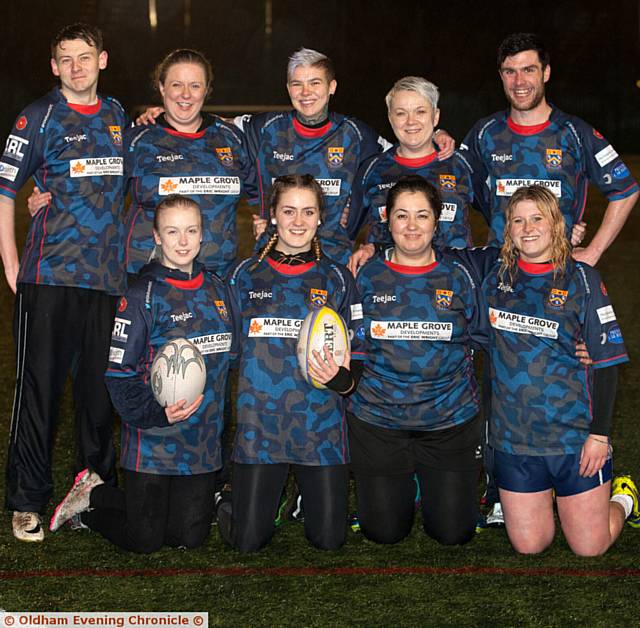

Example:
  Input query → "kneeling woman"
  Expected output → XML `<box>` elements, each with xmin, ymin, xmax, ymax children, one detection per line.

<box><xmin>50</xmin><ymin>195</ymin><xmax>234</xmax><ymax>553</ymax></box>
<box><xmin>223</xmin><ymin>174</ymin><xmax>360</xmax><ymax>553</ymax></box>
<box><xmin>485</xmin><ymin>185</ymin><xmax>637</xmax><ymax>556</ymax></box>
<box><xmin>348</xmin><ymin>175</ymin><xmax>486</xmax><ymax>546</ymax></box>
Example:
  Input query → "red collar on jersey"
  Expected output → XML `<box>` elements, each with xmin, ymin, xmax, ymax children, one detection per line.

<box><xmin>165</xmin><ymin>272</ymin><xmax>205</xmax><ymax>289</ymax></box>
<box><xmin>385</xmin><ymin>259</ymin><xmax>439</xmax><ymax>274</ymax></box>
<box><xmin>518</xmin><ymin>259</ymin><xmax>555</xmax><ymax>274</ymax></box>
<box><xmin>67</xmin><ymin>99</ymin><xmax>102</xmax><ymax>115</ymax></box>
<box><xmin>394</xmin><ymin>151</ymin><xmax>439</xmax><ymax>168</ymax></box>
<box><xmin>293</xmin><ymin>117</ymin><xmax>333</xmax><ymax>138</ymax></box>
<box><xmin>267</xmin><ymin>257</ymin><xmax>315</xmax><ymax>274</ymax></box>
<box><xmin>163</xmin><ymin>126</ymin><xmax>207</xmax><ymax>139</ymax></box>
<box><xmin>507</xmin><ymin>117</ymin><xmax>551</xmax><ymax>136</ymax></box>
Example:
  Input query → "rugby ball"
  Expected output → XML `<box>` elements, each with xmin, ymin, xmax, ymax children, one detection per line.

<box><xmin>297</xmin><ymin>306</ymin><xmax>350</xmax><ymax>389</ymax></box>
<box><xmin>150</xmin><ymin>338</ymin><xmax>206</xmax><ymax>407</ymax></box>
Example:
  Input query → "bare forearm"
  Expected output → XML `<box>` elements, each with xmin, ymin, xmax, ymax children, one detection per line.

<box><xmin>592</xmin><ymin>193</ymin><xmax>636</xmax><ymax>254</ymax></box>
<box><xmin>573</xmin><ymin>191</ymin><xmax>638</xmax><ymax>266</ymax></box>
<box><xmin>0</xmin><ymin>196</ymin><xmax>19</xmax><ymax>292</ymax></box>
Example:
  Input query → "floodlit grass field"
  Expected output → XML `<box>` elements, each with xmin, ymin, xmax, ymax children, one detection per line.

<box><xmin>1</xmin><ymin>162</ymin><xmax>639</xmax><ymax>626</ymax></box>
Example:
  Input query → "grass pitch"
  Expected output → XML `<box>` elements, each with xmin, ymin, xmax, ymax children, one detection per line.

<box><xmin>1</xmin><ymin>161</ymin><xmax>639</xmax><ymax>626</ymax></box>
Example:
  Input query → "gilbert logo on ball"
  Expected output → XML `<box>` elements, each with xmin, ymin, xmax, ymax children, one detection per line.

<box><xmin>297</xmin><ymin>306</ymin><xmax>349</xmax><ymax>389</ymax></box>
<box><xmin>150</xmin><ymin>338</ymin><xmax>206</xmax><ymax>406</ymax></box>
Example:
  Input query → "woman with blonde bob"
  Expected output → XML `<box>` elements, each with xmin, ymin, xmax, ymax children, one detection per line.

<box><xmin>480</xmin><ymin>185</ymin><xmax>638</xmax><ymax>556</ymax></box>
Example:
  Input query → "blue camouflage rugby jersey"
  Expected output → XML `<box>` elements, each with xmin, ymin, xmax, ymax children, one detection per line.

<box><xmin>460</xmin><ymin>106</ymin><xmax>639</xmax><ymax>246</ymax></box>
<box><xmin>105</xmin><ymin>261</ymin><xmax>234</xmax><ymax>475</ymax></box>
<box><xmin>236</xmin><ymin>110</ymin><xmax>389</xmax><ymax>264</ymax></box>
<box><xmin>348</xmin><ymin>147</ymin><xmax>474</xmax><ymax>248</ymax></box>
<box><xmin>482</xmin><ymin>257</ymin><xmax>628</xmax><ymax>456</ymax></box>
<box><xmin>349</xmin><ymin>250</ymin><xmax>488</xmax><ymax>431</ymax></box>
<box><xmin>124</xmin><ymin>114</ymin><xmax>254</xmax><ymax>277</ymax></box>
<box><xmin>228</xmin><ymin>255</ymin><xmax>362</xmax><ymax>465</ymax></box>
<box><xmin>0</xmin><ymin>87</ymin><xmax>126</xmax><ymax>294</ymax></box>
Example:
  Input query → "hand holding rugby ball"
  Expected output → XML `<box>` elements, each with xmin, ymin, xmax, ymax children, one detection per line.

<box><xmin>150</xmin><ymin>337</ymin><xmax>206</xmax><ymax>408</ymax></box>
<box><xmin>297</xmin><ymin>306</ymin><xmax>350</xmax><ymax>389</ymax></box>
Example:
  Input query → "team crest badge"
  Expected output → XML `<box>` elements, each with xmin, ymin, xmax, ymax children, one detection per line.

<box><xmin>215</xmin><ymin>147</ymin><xmax>234</xmax><ymax>167</ymax></box>
<box><xmin>548</xmin><ymin>288</ymin><xmax>568</xmax><ymax>308</ymax></box>
<box><xmin>327</xmin><ymin>147</ymin><xmax>344</xmax><ymax>168</ymax></box>
<box><xmin>117</xmin><ymin>297</ymin><xmax>128</xmax><ymax>313</ymax></box>
<box><xmin>435</xmin><ymin>289</ymin><xmax>453</xmax><ymax>310</ymax></box>
<box><xmin>546</xmin><ymin>149</ymin><xmax>562</xmax><ymax>169</ymax></box>
<box><xmin>310</xmin><ymin>288</ymin><xmax>328</xmax><ymax>307</ymax></box>
<box><xmin>215</xmin><ymin>300</ymin><xmax>229</xmax><ymax>321</ymax></box>
<box><xmin>600</xmin><ymin>281</ymin><xmax>607</xmax><ymax>296</ymax></box>
<box><xmin>439</xmin><ymin>174</ymin><xmax>456</xmax><ymax>191</ymax></box>
<box><xmin>16</xmin><ymin>116</ymin><xmax>27</xmax><ymax>130</ymax></box>
<box><xmin>109</xmin><ymin>126</ymin><xmax>122</xmax><ymax>145</ymax></box>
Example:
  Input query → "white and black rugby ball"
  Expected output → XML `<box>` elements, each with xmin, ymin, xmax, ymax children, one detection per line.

<box><xmin>150</xmin><ymin>338</ymin><xmax>206</xmax><ymax>406</ymax></box>
<box><xmin>297</xmin><ymin>306</ymin><xmax>350</xmax><ymax>389</ymax></box>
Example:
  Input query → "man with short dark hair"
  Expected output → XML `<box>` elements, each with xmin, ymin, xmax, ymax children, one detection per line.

<box><xmin>0</xmin><ymin>23</ymin><xmax>125</xmax><ymax>541</ymax></box>
<box><xmin>461</xmin><ymin>32</ymin><xmax>638</xmax><ymax>267</ymax></box>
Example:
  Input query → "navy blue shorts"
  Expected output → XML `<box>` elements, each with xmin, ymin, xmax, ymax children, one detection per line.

<box><xmin>494</xmin><ymin>450</ymin><xmax>612</xmax><ymax>497</ymax></box>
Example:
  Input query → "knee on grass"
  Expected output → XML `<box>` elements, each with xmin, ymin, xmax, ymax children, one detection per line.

<box><xmin>305</xmin><ymin>525</ymin><xmax>346</xmax><ymax>551</ymax></box>
<box><xmin>360</xmin><ymin>518</ymin><xmax>413</xmax><ymax>545</ymax></box>
<box><xmin>423</xmin><ymin>522</ymin><xmax>475</xmax><ymax>546</ymax></box>
<box><xmin>566</xmin><ymin>537</ymin><xmax>611</xmax><ymax>558</ymax></box>
<box><xmin>510</xmin><ymin>535</ymin><xmax>554</xmax><ymax>555</ymax></box>
<box><xmin>233</xmin><ymin>527</ymin><xmax>275</xmax><ymax>554</ymax></box>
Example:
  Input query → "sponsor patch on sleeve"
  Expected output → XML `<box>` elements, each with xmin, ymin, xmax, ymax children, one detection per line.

<box><xmin>108</xmin><ymin>346</ymin><xmax>125</xmax><ymax>364</ymax></box>
<box><xmin>0</xmin><ymin>162</ymin><xmax>19</xmax><ymax>182</ymax></box>
<box><xmin>612</xmin><ymin>163</ymin><xmax>630</xmax><ymax>180</ymax></box>
<box><xmin>596</xmin><ymin>305</ymin><xmax>616</xmax><ymax>324</ymax></box>
<box><xmin>607</xmin><ymin>325</ymin><xmax>623</xmax><ymax>344</ymax></box>
<box><xmin>594</xmin><ymin>145</ymin><xmax>618</xmax><ymax>168</ymax></box>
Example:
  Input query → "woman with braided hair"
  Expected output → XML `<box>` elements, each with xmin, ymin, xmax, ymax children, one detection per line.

<box><xmin>221</xmin><ymin>174</ymin><xmax>362</xmax><ymax>552</ymax></box>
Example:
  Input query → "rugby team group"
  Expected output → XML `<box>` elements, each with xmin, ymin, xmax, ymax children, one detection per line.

<box><xmin>1</xmin><ymin>22</ymin><xmax>639</xmax><ymax>557</ymax></box>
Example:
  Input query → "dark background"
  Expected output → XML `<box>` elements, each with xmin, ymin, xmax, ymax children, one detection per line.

<box><xmin>1</xmin><ymin>0</ymin><xmax>639</xmax><ymax>147</ymax></box>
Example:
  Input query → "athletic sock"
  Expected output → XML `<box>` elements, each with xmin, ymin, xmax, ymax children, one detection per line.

<box><xmin>611</xmin><ymin>494</ymin><xmax>633</xmax><ymax>519</ymax></box>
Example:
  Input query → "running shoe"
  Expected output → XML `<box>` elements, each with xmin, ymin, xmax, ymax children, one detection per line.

<box><xmin>485</xmin><ymin>502</ymin><xmax>505</xmax><ymax>528</ymax></box>
<box><xmin>49</xmin><ymin>468</ymin><xmax>103</xmax><ymax>532</ymax></box>
<box><xmin>12</xmin><ymin>511</ymin><xmax>44</xmax><ymax>542</ymax></box>
<box><xmin>612</xmin><ymin>475</ymin><xmax>640</xmax><ymax>528</ymax></box>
